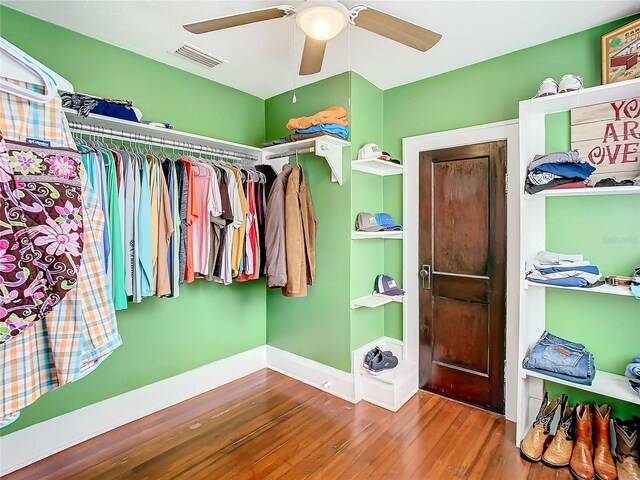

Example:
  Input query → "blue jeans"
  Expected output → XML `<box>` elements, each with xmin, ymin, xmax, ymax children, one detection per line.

<box><xmin>523</xmin><ymin>331</ymin><xmax>594</xmax><ymax>380</ymax></box>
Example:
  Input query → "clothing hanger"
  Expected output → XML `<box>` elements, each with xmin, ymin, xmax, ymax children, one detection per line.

<box><xmin>0</xmin><ymin>38</ymin><xmax>62</xmax><ymax>103</ymax></box>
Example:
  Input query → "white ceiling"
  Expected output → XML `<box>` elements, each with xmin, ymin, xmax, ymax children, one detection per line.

<box><xmin>5</xmin><ymin>1</ymin><xmax>640</xmax><ymax>99</ymax></box>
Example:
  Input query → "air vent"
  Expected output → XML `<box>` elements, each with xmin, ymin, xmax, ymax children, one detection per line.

<box><xmin>171</xmin><ymin>43</ymin><xmax>226</xmax><ymax>69</ymax></box>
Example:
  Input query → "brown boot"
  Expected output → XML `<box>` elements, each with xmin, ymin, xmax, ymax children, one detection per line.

<box><xmin>614</xmin><ymin>418</ymin><xmax>640</xmax><ymax>480</ymax></box>
<box><xmin>571</xmin><ymin>403</ymin><xmax>595</xmax><ymax>480</ymax></box>
<box><xmin>520</xmin><ymin>391</ymin><xmax>561</xmax><ymax>462</ymax></box>
<box><xmin>593</xmin><ymin>404</ymin><xmax>618</xmax><ymax>480</ymax></box>
<box><xmin>543</xmin><ymin>394</ymin><xmax>574</xmax><ymax>467</ymax></box>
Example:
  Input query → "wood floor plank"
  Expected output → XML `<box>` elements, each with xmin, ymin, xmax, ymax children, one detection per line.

<box><xmin>4</xmin><ymin>371</ymin><xmax>566</xmax><ymax>480</ymax></box>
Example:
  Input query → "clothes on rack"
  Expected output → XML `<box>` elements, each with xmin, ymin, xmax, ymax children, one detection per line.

<box><xmin>0</xmin><ymin>79</ymin><xmax>121</xmax><ymax>427</ymax></box>
<box><xmin>525</xmin><ymin>151</ymin><xmax>596</xmax><ymax>194</ymax></box>
<box><xmin>71</xmin><ymin>138</ymin><xmax>269</xmax><ymax>303</ymax></box>
<box><xmin>264</xmin><ymin>164</ymin><xmax>317</xmax><ymax>297</ymax></box>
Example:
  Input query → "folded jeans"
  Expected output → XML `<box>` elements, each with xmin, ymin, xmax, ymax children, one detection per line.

<box><xmin>523</xmin><ymin>331</ymin><xmax>594</xmax><ymax>380</ymax></box>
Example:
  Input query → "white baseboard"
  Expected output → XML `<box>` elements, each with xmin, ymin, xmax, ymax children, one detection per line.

<box><xmin>0</xmin><ymin>345</ymin><xmax>267</xmax><ymax>476</ymax></box>
<box><xmin>1</xmin><ymin>339</ymin><xmax>414</xmax><ymax>476</ymax></box>
<box><xmin>265</xmin><ymin>346</ymin><xmax>357</xmax><ymax>403</ymax></box>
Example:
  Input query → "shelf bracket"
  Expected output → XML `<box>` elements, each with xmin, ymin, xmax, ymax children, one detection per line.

<box><xmin>261</xmin><ymin>138</ymin><xmax>344</xmax><ymax>185</ymax></box>
<box><xmin>314</xmin><ymin>138</ymin><xmax>343</xmax><ymax>185</ymax></box>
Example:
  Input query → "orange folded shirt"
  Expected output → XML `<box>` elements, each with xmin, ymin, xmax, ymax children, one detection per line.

<box><xmin>286</xmin><ymin>106</ymin><xmax>348</xmax><ymax>130</ymax></box>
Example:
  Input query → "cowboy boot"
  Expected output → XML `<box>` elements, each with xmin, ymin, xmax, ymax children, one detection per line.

<box><xmin>520</xmin><ymin>391</ymin><xmax>561</xmax><ymax>462</ymax></box>
<box><xmin>571</xmin><ymin>403</ymin><xmax>595</xmax><ymax>480</ymax></box>
<box><xmin>614</xmin><ymin>418</ymin><xmax>640</xmax><ymax>480</ymax></box>
<box><xmin>593</xmin><ymin>404</ymin><xmax>618</xmax><ymax>480</ymax></box>
<box><xmin>543</xmin><ymin>394</ymin><xmax>574</xmax><ymax>467</ymax></box>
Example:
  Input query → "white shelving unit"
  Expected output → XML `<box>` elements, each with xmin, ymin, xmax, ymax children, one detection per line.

<box><xmin>262</xmin><ymin>136</ymin><xmax>350</xmax><ymax>185</ymax></box>
<box><xmin>524</xmin><ymin>281</ymin><xmax>634</xmax><ymax>297</ymax></box>
<box><xmin>523</xmin><ymin>369</ymin><xmax>640</xmax><ymax>406</ymax></box>
<box><xmin>64</xmin><ymin>109</ymin><xmax>351</xmax><ymax>185</ymax></box>
<box><xmin>526</xmin><ymin>186</ymin><xmax>640</xmax><ymax>198</ymax></box>
<box><xmin>351</xmin><ymin>231</ymin><xmax>403</xmax><ymax>240</ymax></box>
<box><xmin>516</xmin><ymin>78</ymin><xmax>640</xmax><ymax>444</ymax></box>
<box><xmin>350</xmin><ymin>294</ymin><xmax>403</xmax><ymax>310</ymax></box>
<box><xmin>351</xmin><ymin>158</ymin><xmax>403</xmax><ymax>176</ymax></box>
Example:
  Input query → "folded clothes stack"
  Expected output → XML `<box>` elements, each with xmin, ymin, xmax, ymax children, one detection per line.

<box><xmin>626</xmin><ymin>355</ymin><xmax>640</xmax><ymax>398</ymax></box>
<box><xmin>526</xmin><ymin>251</ymin><xmax>602</xmax><ymax>288</ymax></box>
<box><xmin>525</xmin><ymin>151</ymin><xmax>596</xmax><ymax>194</ymax></box>
<box><xmin>263</xmin><ymin>106</ymin><xmax>349</xmax><ymax>147</ymax></box>
<box><xmin>523</xmin><ymin>331</ymin><xmax>596</xmax><ymax>385</ymax></box>
<box><xmin>61</xmin><ymin>92</ymin><xmax>143</xmax><ymax>122</ymax></box>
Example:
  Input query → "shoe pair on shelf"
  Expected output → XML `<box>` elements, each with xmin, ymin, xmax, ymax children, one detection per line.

<box><xmin>363</xmin><ymin>346</ymin><xmax>398</xmax><ymax>376</ymax></box>
<box><xmin>535</xmin><ymin>74</ymin><xmax>583</xmax><ymax>97</ymax></box>
<box><xmin>520</xmin><ymin>392</ymin><xmax>623</xmax><ymax>480</ymax></box>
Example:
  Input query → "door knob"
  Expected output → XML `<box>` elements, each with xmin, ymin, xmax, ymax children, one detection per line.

<box><xmin>419</xmin><ymin>264</ymin><xmax>431</xmax><ymax>290</ymax></box>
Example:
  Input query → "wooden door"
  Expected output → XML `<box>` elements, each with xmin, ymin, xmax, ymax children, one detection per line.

<box><xmin>418</xmin><ymin>141</ymin><xmax>507</xmax><ymax>413</ymax></box>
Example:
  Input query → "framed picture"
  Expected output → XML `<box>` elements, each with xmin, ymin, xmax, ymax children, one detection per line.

<box><xmin>601</xmin><ymin>18</ymin><xmax>640</xmax><ymax>84</ymax></box>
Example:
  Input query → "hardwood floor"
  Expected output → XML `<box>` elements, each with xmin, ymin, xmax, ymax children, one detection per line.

<box><xmin>4</xmin><ymin>369</ymin><xmax>570</xmax><ymax>479</ymax></box>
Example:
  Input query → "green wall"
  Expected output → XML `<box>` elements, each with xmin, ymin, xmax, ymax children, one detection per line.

<box><xmin>349</xmin><ymin>73</ymin><xmax>387</xmax><ymax>351</ymax></box>
<box><xmin>0</xmin><ymin>6</ymin><xmax>267</xmax><ymax>435</ymax></box>
<box><xmin>264</xmin><ymin>73</ymin><xmax>354</xmax><ymax>372</ymax></box>
<box><xmin>382</xmin><ymin>15</ymin><xmax>640</xmax><ymax>415</ymax></box>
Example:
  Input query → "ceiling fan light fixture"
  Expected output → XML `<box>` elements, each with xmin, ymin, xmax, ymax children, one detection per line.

<box><xmin>296</xmin><ymin>4</ymin><xmax>348</xmax><ymax>41</ymax></box>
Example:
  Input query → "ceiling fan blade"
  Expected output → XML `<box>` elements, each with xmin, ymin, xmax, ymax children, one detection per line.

<box><xmin>183</xmin><ymin>5</ymin><xmax>295</xmax><ymax>34</ymax></box>
<box><xmin>351</xmin><ymin>6</ymin><xmax>441</xmax><ymax>52</ymax></box>
<box><xmin>299</xmin><ymin>36</ymin><xmax>327</xmax><ymax>76</ymax></box>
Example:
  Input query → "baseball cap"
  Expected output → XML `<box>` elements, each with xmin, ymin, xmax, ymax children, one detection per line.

<box><xmin>358</xmin><ymin>143</ymin><xmax>383</xmax><ymax>160</ymax></box>
<box><xmin>373</xmin><ymin>274</ymin><xmax>405</xmax><ymax>297</ymax></box>
<box><xmin>375</xmin><ymin>213</ymin><xmax>402</xmax><ymax>231</ymax></box>
<box><xmin>356</xmin><ymin>212</ymin><xmax>384</xmax><ymax>232</ymax></box>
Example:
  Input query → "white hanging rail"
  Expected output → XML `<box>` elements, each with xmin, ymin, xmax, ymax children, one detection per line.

<box><xmin>64</xmin><ymin>108</ymin><xmax>262</xmax><ymax>162</ymax></box>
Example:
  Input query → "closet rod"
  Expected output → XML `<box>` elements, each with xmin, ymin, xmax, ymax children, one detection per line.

<box><xmin>67</xmin><ymin>121</ymin><xmax>259</xmax><ymax>163</ymax></box>
<box><xmin>265</xmin><ymin>146</ymin><xmax>315</xmax><ymax>161</ymax></box>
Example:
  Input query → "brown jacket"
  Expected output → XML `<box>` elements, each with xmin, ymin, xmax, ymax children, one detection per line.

<box><xmin>265</xmin><ymin>165</ymin><xmax>293</xmax><ymax>287</ymax></box>
<box><xmin>283</xmin><ymin>164</ymin><xmax>317</xmax><ymax>297</ymax></box>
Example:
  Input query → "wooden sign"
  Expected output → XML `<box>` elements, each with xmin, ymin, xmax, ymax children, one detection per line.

<box><xmin>571</xmin><ymin>97</ymin><xmax>640</xmax><ymax>182</ymax></box>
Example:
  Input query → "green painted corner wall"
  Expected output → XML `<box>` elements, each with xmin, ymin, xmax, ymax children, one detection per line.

<box><xmin>349</xmin><ymin>73</ymin><xmax>386</xmax><ymax>351</ymax></box>
<box><xmin>264</xmin><ymin>73</ymin><xmax>353</xmax><ymax>372</ymax></box>
<box><xmin>0</xmin><ymin>6</ymin><xmax>267</xmax><ymax>435</ymax></box>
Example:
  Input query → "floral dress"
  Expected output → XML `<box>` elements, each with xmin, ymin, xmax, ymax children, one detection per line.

<box><xmin>0</xmin><ymin>136</ymin><xmax>84</xmax><ymax>344</ymax></box>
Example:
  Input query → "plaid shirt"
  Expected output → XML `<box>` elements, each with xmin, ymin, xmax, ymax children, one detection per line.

<box><xmin>0</xmin><ymin>82</ymin><xmax>121</xmax><ymax>423</ymax></box>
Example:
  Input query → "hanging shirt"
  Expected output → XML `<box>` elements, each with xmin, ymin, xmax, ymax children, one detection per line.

<box><xmin>120</xmin><ymin>150</ymin><xmax>137</xmax><ymax>298</ymax></box>
<box><xmin>176</xmin><ymin>160</ymin><xmax>188</xmax><ymax>289</ymax></box>
<box><xmin>148</xmin><ymin>155</ymin><xmax>159</xmax><ymax>293</ymax></box>
<box><xmin>228</xmin><ymin>166</ymin><xmax>249</xmax><ymax>277</ymax></box>
<box><xmin>100</xmin><ymin>147</ymin><xmax>127</xmax><ymax>310</ymax></box>
<box><xmin>191</xmin><ymin>165</ymin><xmax>214</xmax><ymax>276</ymax></box>
<box><xmin>181</xmin><ymin>159</ymin><xmax>199</xmax><ymax>283</ymax></box>
<box><xmin>155</xmin><ymin>162</ymin><xmax>173</xmax><ymax>297</ymax></box>
<box><xmin>138</xmin><ymin>154</ymin><xmax>153</xmax><ymax>298</ymax></box>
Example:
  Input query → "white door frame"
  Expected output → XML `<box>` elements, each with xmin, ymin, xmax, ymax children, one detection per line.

<box><xmin>402</xmin><ymin>120</ymin><xmax>520</xmax><ymax>421</ymax></box>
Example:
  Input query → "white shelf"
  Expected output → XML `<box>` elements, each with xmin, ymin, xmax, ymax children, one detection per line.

<box><xmin>351</xmin><ymin>231</ymin><xmax>403</xmax><ymax>240</ymax></box>
<box><xmin>352</xmin><ymin>158</ymin><xmax>403</xmax><ymax>176</ymax></box>
<box><xmin>63</xmin><ymin>108</ymin><xmax>262</xmax><ymax>158</ymax></box>
<box><xmin>526</xmin><ymin>186</ymin><xmax>640</xmax><ymax>198</ymax></box>
<box><xmin>524</xmin><ymin>281</ymin><xmax>634</xmax><ymax>297</ymax></box>
<box><xmin>360</xmin><ymin>359</ymin><xmax>416</xmax><ymax>385</ymax></box>
<box><xmin>520</xmin><ymin>78</ymin><xmax>640</xmax><ymax>116</ymax></box>
<box><xmin>523</xmin><ymin>369</ymin><xmax>640</xmax><ymax>406</ymax></box>
<box><xmin>262</xmin><ymin>135</ymin><xmax>350</xmax><ymax>185</ymax></box>
<box><xmin>350</xmin><ymin>294</ymin><xmax>403</xmax><ymax>309</ymax></box>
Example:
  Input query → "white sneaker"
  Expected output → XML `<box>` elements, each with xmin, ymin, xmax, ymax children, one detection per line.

<box><xmin>535</xmin><ymin>78</ymin><xmax>558</xmax><ymax>98</ymax></box>
<box><xmin>558</xmin><ymin>74</ymin><xmax>583</xmax><ymax>93</ymax></box>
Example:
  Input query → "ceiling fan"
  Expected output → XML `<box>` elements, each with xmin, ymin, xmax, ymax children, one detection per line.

<box><xmin>183</xmin><ymin>0</ymin><xmax>442</xmax><ymax>75</ymax></box>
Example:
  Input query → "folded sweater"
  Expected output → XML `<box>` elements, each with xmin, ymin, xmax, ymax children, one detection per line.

<box><xmin>286</xmin><ymin>106</ymin><xmax>348</xmax><ymax>130</ymax></box>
